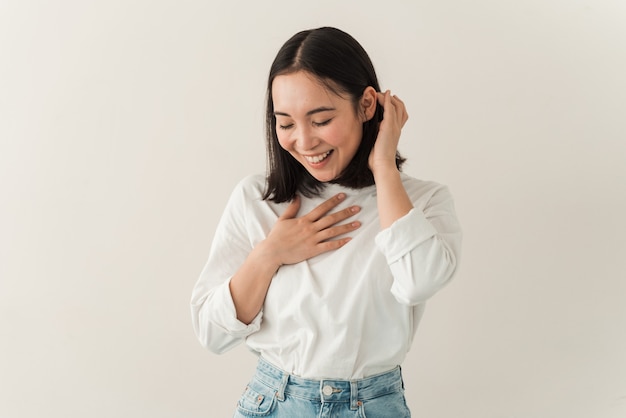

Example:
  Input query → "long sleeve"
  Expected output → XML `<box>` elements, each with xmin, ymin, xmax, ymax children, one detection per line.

<box><xmin>375</xmin><ymin>184</ymin><xmax>462</xmax><ymax>306</ymax></box>
<box><xmin>190</xmin><ymin>177</ymin><xmax>265</xmax><ymax>354</ymax></box>
<box><xmin>191</xmin><ymin>174</ymin><xmax>462</xmax><ymax>377</ymax></box>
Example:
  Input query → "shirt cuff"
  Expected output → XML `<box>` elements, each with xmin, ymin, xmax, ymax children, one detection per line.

<box><xmin>211</xmin><ymin>279</ymin><xmax>263</xmax><ymax>337</ymax></box>
<box><xmin>375</xmin><ymin>208</ymin><xmax>438</xmax><ymax>263</ymax></box>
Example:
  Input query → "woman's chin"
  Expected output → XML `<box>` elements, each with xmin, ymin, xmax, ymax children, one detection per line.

<box><xmin>307</xmin><ymin>170</ymin><xmax>338</xmax><ymax>183</ymax></box>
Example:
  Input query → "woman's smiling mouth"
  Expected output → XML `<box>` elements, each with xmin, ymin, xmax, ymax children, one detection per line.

<box><xmin>303</xmin><ymin>150</ymin><xmax>333</xmax><ymax>164</ymax></box>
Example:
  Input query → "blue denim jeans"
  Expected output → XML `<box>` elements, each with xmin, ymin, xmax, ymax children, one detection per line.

<box><xmin>233</xmin><ymin>358</ymin><xmax>411</xmax><ymax>417</ymax></box>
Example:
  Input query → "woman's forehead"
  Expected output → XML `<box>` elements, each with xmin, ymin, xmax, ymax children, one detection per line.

<box><xmin>272</xmin><ymin>72</ymin><xmax>350</xmax><ymax>113</ymax></box>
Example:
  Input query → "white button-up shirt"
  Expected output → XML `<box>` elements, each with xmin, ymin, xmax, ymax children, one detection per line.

<box><xmin>191</xmin><ymin>173</ymin><xmax>462</xmax><ymax>379</ymax></box>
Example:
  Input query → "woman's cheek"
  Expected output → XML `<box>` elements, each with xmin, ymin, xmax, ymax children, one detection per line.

<box><xmin>276</xmin><ymin>132</ymin><xmax>290</xmax><ymax>150</ymax></box>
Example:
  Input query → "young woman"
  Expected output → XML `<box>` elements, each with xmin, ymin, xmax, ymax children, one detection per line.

<box><xmin>191</xmin><ymin>27</ymin><xmax>462</xmax><ymax>418</ymax></box>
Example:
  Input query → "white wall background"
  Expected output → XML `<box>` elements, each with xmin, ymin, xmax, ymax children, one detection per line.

<box><xmin>1</xmin><ymin>0</ymin><xmax>625</xmax><ymax>417</ymax></box>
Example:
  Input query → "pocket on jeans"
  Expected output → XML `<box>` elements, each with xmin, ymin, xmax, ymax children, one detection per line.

<box><xmin>235</xmin><ymin>380</ymin><xmax>277</xmax><ymax>417</ymax></box>
<box><xmin>360</xmin><ymin>391</ymin><xmax>411</xmax><ymax>418</ymax></box>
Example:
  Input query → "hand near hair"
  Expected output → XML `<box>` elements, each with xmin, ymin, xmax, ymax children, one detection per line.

<box><xmin>368</xmin><ymin>91</ymin><xmax>414</xmax><ymax>229</ymax></box>
<box><xmin>368</xmin><ymin>90</ymin><xmax>409</xmax><ymax>174</ymax></box>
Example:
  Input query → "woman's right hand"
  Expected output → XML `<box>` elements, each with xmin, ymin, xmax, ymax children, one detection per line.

<box><xmin>229</xmin><ymin>193</ymin><xmax>361</xmax><ymax>324</ymax></box>
<box><xmin>263</xmin><ymin>193</ymin><xmax>361</xmax><ymax>266</ymax></box>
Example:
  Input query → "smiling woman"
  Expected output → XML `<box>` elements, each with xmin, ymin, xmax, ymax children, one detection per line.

<box><xmin>263</xmin><ymin>27</ymin><xmax>408</xmax><ymax>202</ymax></box>
<box><xmin>272</xmin><ymin>71</ymin><xmax>369</xmax><ymax>183</ymax></box>
<box><xmin>190</xmin><ymin>26</ymin><xmax>462</xmax><ymax>418</ymax></box>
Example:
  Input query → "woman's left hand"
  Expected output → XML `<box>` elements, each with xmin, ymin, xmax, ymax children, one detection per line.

<box><xmin>368</xmin><ymin>90</ymin><xmax>408</xmax><ymax>174</ymax></box>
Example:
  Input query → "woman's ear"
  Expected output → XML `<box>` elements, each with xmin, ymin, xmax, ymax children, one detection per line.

<box><xmin>360</xmin><ymin>86</ymin><xmax>378</xmax><ymax>122</ymax></box>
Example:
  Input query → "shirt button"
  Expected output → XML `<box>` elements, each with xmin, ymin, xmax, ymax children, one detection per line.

<box><xmin>322</xmin><ymin>385</ymin><xmax>333</xmax><ymax>396</ymax></box>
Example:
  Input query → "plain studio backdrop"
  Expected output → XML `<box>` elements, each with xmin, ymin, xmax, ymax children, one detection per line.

<box><xmin>1</xmin><ymin>0</ymin><xmax>625</xmax><ymax>417</ymax></box>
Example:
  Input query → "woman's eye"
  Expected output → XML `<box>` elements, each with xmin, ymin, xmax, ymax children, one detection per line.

<box><xmin>278</xmin><ymin>124</ymin><xmax>294</xmax><ymax>130</ymax></box>
<box><xmin>313</xmin><ymin>119</ymin><xmax>332</xmax><ymax>127</ymax></box>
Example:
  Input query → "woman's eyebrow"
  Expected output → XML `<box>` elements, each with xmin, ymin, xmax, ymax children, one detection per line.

<box><xmin>274</xmin><ymin>106</ymin><xmax>336</xmax><ymax>117</ymax></box>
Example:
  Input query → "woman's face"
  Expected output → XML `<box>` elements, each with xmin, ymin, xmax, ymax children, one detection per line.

<box><xmin>272</xmin><ymin>71</ymin><xmax>364</xmax><ymax>182</ymax></box>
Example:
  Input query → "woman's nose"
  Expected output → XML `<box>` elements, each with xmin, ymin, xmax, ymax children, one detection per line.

<box><xmin>294</xmin><ymin>125</ymin><xmax>317</xmax><ymax>151</ymax></box>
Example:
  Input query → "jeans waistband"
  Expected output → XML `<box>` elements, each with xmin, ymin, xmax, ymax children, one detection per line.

<box><xmin>253</xmin><ymin>357</ymin><xmax>404</xmax><ymax>408</ymax></box>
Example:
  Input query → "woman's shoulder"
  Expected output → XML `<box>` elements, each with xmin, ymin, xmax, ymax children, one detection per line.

<box><xmin>235</xmin><ymin>173</ymin><xmax>266</xmax><ymax>192</ymax></box>
<box><xmin>399</xmin><ymin>172</ymin><xmax>453</xmax><ymax>202</ymax></box>
<box><xmin>225</xmin><ymin>173</ymin><xmax>267</xmax><ymax>205</ymax></box>
<box><xmin>400</xmin><ymin>172</ymin><xmax>447</xmax><ymax>191</ymax></box>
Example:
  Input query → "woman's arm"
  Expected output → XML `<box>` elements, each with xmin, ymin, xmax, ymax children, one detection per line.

<box><xmin>229</xmin><ymin>193</ymin><xmax>361</xmax><ymax>324</ymax></box>
<box><xmin>191</xmin><ymin>181</ymin><xmax>361</xmax><ymax>351</ymax></box>
<box><xmin>369</xmin><ymin>90</ymin><xmax>413</xmax><ymax>228</ymax></box>
<box><xmin>376</xmin><ymin>186</ymin><xmax>462</xmax><ymax>305</ymax></box>
<box><xmin>369</xmin><ymin>91</ymin><xmax>462</xmax><ymax>304</ymax></box>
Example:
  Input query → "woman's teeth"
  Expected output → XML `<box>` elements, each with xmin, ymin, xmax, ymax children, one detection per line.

<box><xmin>305</xmin><ymin>150</ymin><xmax>332</xmax><ymax>164</ymax></box>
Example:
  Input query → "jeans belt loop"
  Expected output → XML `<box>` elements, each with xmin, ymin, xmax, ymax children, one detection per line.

<box><xmin>350</xmin><ymin>381</ymin><xmax>359</xmax><ymax>410</ymax></box>
<box><xmin>275</xmin><ymin>372</ymin><xmax>289</xmax><ymax>402</ymax></box>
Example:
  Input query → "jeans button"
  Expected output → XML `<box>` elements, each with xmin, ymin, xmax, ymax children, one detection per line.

<box><xmin>322</xmin><ymin>385</ymin><xmax>333</xmax><ymax>396</ymax></box>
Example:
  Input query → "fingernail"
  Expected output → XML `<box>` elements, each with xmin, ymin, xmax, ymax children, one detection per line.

<box><xmin>351</xmin><ymin>206</ymin><xmax>360</xmax><ymax>213</ymax></box>
<box><xmin>337</xmin><ymin>193</ymin><xmax>346</xmax><ymax>200</ymax></box>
